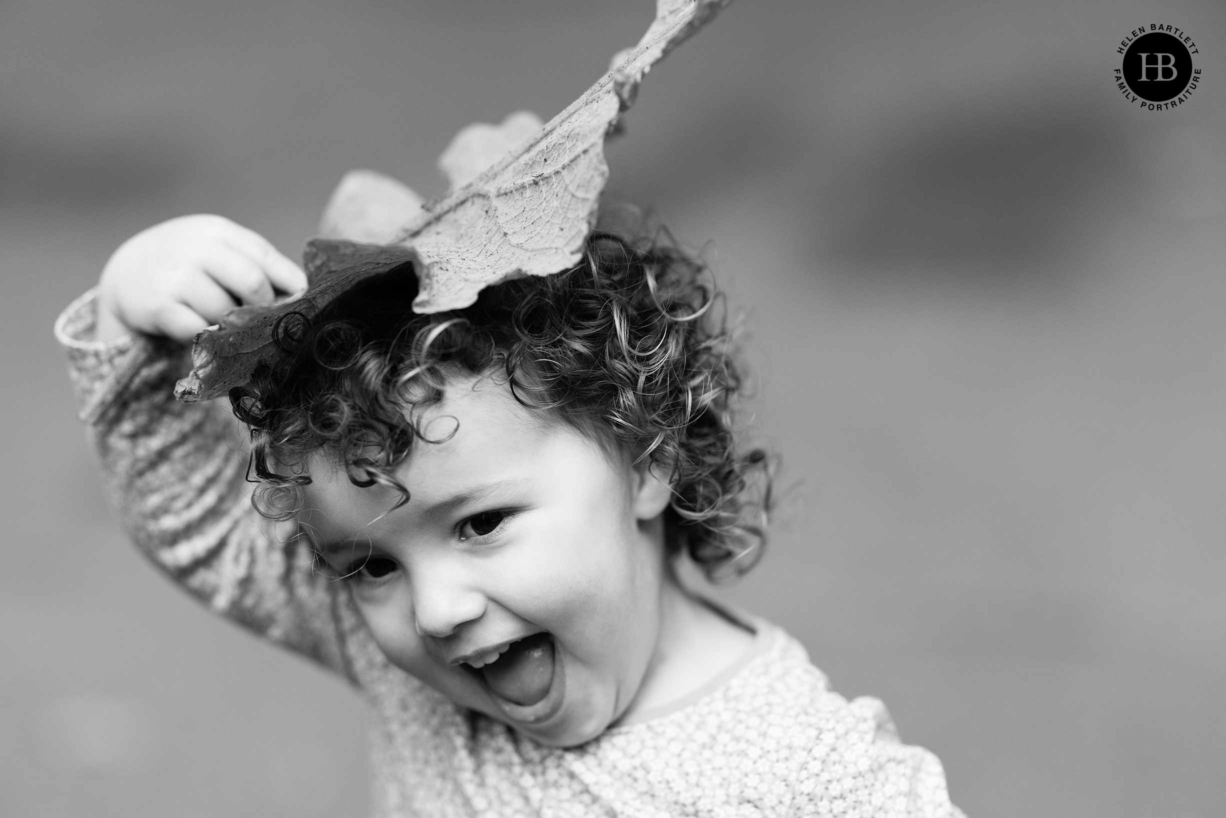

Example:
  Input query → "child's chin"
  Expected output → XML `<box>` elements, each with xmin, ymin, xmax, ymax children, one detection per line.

<box><xmin>511</xmin><ymin>710</ymin><xmax>611</xmax><ymax>749</ymax></box>
<box><xmin>499</xmin><ymin>688</ymin><xmax>616</xmax><ymax>749</ymax></box>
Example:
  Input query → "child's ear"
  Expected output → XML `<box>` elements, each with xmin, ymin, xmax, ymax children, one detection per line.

<box><xmin>632</xmin><ymin>460</ymin><xmax>674</xmax><ymax>520</ymax></box>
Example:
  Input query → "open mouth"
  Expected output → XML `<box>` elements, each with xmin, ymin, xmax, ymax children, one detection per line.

<box><xmin>464</xmin><ymin>632</ymin><xmax>565</xmax><ymax>724</ymax></box>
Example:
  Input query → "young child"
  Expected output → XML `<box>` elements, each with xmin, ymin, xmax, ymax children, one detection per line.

<box><xmin>56</xmin><ymin>213</ymin><xmax>965</xmax><ymax>816</ymax></box>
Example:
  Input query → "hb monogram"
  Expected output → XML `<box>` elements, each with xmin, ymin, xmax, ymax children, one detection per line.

<box><xmin>1137</xmin><ymin>53</ymin><xmax>1178</xmax><ymax>81</ymax></box>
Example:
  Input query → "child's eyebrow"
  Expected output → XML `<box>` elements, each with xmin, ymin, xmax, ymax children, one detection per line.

<box><xmin>415</xmin><ymin>482</ymin><xmax>513</xmax><ymax>525</ymax></box>
<box><xmin>311</xmin><ymin>481</ymin><xmax>520</xmax><ymax>556</ymax></box>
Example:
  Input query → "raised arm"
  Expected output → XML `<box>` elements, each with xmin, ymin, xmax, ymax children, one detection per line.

<box><xmin>57</xmin><ymin>216</ymin><xmax>362</xmax><ymax>682</ymax></box>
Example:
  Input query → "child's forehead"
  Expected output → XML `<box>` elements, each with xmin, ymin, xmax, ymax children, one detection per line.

<box><xmin>301</xmin><ymin>373</ymin><xmax>616</xmax><ymax>506</ymax></box>
<box><xmin>425</xmin><ymin>369</ymin><xmax>554</xmax><ymax>438</ymax></box>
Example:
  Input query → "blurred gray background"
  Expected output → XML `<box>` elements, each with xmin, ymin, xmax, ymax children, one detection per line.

<box><xmin>4</xmin><ymin>0</ymin><xmax>1225</xmax><ymax>816</ymax></box>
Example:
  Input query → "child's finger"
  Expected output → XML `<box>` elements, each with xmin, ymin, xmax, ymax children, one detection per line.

<box><xmin>181</xmin><ymin>273</ymin><xmax>241</xmax><ymax>324</ymax></box>
<box><xmin>220</xmin><ymin>223</ymin><xmax>309</xmax><ymax>295</ymax></box>
<box><xmin>154</xmin><ymin>301</ymin><xmax>212</xmax><ymax>343</ymax></box>
<box><xmin>200</xmin><ymin>245</ymin><xmax>277</xmax><ymax>307</ymax></box>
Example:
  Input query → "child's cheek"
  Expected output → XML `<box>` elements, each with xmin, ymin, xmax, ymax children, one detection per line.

<box><xmin>354</xmin><ymin>590</ymin><xmax>431</xmax><ymax>674</ymax></box>
<box><xmin>520</xmin><ymin>537</ymin><xmax>652</xmax><ymax>648</ymax></box>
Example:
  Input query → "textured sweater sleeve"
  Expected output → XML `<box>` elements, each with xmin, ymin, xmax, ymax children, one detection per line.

<box><xmin>55</xmin><ymin>288</ymin><xmax>359</xmax><ymax>683</ymax></box>
<box><xmin>789</xmin><ymin>690</ymin><xmax>964</xmax><ymax>817</ymax></box>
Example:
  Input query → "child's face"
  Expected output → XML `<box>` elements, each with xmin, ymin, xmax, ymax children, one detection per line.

<box><xmin>301</xmin><ymin>371</ymin><xmax>675</xmax><ymax>747</ymax></box>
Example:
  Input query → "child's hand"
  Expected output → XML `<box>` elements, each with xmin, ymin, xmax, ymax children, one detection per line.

<box><xmin>95</xmin><ymin>215</ymin><xmax>308</xmax><ymax>344</ymax></box>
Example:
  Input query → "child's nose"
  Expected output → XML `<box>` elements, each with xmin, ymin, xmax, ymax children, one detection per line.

<box><xmin>409</xmin><ymin>565</ymin><xmax>487</xmax><ymax>639</ymax></box>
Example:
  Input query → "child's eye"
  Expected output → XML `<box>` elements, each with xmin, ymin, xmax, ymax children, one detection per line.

<box><xmin>322</xmin><ymin>554</ymin><xmax>400</xmax><ymax>584</ymax></box>
<box><xmin>458</xmin><ymin>510</ymin><xmax>512</xmax><ymax>541</ymax></box>
<box><xmin>354</xmin><ymin>556</ymin><xmax>399</xmax><ymax>579</ymax></box>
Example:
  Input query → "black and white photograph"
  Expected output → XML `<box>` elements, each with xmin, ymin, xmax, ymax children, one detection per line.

<box><xmin>4</xmin><ymin>1</ymin><xmax>1224</xmax><ymax>816</ymax></box>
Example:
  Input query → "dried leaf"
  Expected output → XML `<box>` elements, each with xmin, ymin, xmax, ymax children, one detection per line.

<box><xmin>402</xmin><ymin>0</ymin><xmax>734</xmax><ymax>313</ymax></box>
<box><xmin>176</xmin><ymin>0</ymin><xmax>734</xmax><ymax>402</ymax></box>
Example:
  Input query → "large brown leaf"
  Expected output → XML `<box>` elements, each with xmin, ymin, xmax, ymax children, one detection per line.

<box><xmin>176</xmin><ymin>0</ymin><xmax>734</xmax><ymax>403</ymax></box>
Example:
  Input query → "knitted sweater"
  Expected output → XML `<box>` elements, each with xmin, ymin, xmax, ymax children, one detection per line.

<box><xmin>56</xmin><ymin>289</ymin><xmax>965</xmax><ymax>818</ymax></box>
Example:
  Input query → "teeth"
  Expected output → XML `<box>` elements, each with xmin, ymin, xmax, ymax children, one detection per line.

<box><xmin>465</xmin><ymin>643</ymin><xmax>511</xmax><ymax>669</ymax></box>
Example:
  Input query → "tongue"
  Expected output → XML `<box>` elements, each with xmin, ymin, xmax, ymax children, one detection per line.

<box><xmin>481</xmin><ymin>633</ymin><xmax>555</xmax><ymax>706</ymax></box>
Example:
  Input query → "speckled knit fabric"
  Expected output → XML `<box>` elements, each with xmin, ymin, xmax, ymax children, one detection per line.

<box><xmin>57</xmin><ymin>288</ymin><xmax>965</xmax><ymax>818</ymax></box>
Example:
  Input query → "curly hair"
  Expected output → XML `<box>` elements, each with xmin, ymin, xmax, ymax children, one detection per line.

<box><xmin>230</xmin><ymin>229</ymin><xmax>772</xmax><ymax>581</ymax></box>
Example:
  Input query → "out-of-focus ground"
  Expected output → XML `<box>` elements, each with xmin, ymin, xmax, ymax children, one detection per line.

<box><xmin>3</xmin><ymin>1</ymin><xmax>1225</xmax><ymax>816</ymax></box>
